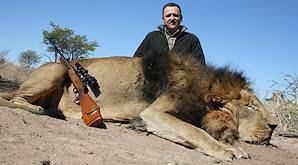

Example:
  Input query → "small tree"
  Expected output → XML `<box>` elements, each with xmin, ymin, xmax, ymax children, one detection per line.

<box><xmin>0</xmin><ymin>50</ymin><xmax>9</xmax><ymax>79</ymax></box>
<box><xmin>0</xmin><ymin>50</ymin><xmax>9</xmax><ymax>65</ymax></box>
<box><xmin>18</xmin><ymin>50</ymin><xmax>41</xmax><ymax>69</ymax></box>
<box><xmin>42</xmin><ymin>22</ymin><xmax>98</xmax><ymax>61</ymax></box>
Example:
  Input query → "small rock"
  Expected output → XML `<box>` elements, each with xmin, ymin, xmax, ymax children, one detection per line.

<box><xmin>40</xmin><ymin>160</ymin><xmax>51</xmax><ymax>165</ymax></box>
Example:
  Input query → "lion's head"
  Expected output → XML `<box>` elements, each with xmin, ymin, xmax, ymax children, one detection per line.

<box><xmin>200</xmin><ymin>76</ymin><xmax>277</xmax><ymax>145</ymax></box>
<box><xmin>237</xmin><ymin>89</ymin><xmax>277</xmax><ymax>144</ymax></box>
<box><xmin>142</xmin><ymin>51</ymin><xmax>277</xmax><ymax>145</ymax></box>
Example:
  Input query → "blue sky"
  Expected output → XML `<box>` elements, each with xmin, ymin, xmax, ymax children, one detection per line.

<box><xmin>0</xmin><ymin>0</ymin><xmax>297</xmax><ymax>98</ymax></box>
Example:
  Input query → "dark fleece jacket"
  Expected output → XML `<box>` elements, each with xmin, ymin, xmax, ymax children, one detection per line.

<box><xmin>134</xmin><ymin>28</ymin><xmax>206</xmax><ymax>65</ymax></box>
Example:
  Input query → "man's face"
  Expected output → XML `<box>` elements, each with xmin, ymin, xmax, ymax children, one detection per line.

<box><xmin>162</xmin><ymin>6</ymin><xmax>182</xmax><ymax>33</ymax></box>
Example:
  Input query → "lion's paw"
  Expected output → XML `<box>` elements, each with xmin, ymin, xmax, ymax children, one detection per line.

<box><xmin>221</xmin><ymin>146</ymin><xmax>250</xmax><ymax>161</ymax></box>
<box><xmin>211</xmin><ymin>146</ymin><xmax>250</xmax><ymax>161</ymax></box>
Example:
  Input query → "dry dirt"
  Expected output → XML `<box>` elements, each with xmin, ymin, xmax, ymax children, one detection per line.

<box><xmin>0</xmin><ymin>80</ymin><xmax>297</xmax><ymax>165</ymax></box>
<box><xmin>0</xmin><ymin>107</ymin><xmax>297</xmax><ymax>165</ymax></box>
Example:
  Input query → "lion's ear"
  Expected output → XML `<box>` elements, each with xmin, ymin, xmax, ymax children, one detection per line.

<box><xmin>204</xmin><ymin>93</ymin><xmax>228</xmax><ymax>105</ymax></box>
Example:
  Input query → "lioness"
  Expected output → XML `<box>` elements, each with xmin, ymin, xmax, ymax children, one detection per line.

<box><xmin>0</xmin><ymin>52</ymin><xmax>277</xmax><ymax>160</ymax></box>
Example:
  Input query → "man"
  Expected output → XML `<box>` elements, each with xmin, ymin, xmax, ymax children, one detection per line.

<box><xmin>134</xmin><ymin>3</ymin><xmax>206</xmax><ymax>65</ymax></box>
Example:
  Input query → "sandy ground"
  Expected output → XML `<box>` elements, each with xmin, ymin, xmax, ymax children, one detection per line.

<box><xmin>0</xmin><ymin>106</ymin><xmax>297</xmax><ymax>165</ymax></box>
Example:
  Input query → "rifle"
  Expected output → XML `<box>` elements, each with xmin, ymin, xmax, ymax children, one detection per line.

<box><xmin>48</xmin><ymin>39</ymin><xmax>106</xmax><ymax>128</ymax></box>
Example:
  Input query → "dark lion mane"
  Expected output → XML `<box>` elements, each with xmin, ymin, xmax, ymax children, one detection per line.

<box><xmin>141</xmin><ymin>51</ymin><xmax>250</xmax><ymax>128</ymax></box>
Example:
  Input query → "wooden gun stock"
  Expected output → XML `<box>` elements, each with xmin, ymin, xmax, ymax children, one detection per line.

<box><xmin>80</xmin><ymin>93</ymin><xmax>105</xmax><ymax>127</ymax></box>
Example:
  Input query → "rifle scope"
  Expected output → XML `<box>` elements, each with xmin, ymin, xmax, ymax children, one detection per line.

<box><xmin>75</xmin><ymin>63</ymin><xmax>101</xmax><ymax>98</ymax></box>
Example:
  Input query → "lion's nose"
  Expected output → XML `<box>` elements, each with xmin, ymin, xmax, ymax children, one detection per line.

<box><xmin>268</xmin><ymin>123</ymin><xmax>277</xmax><ymax>130</ymax></box>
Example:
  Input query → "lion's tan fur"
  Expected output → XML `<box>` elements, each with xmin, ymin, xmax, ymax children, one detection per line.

<box><xmin>0</xmin><ymin>52</ymin><xmax>277</xmax><ymax>160</ymax></box>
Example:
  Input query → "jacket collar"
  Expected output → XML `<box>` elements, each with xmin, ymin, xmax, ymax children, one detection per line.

<box><xmin>158</xmin><ymin>25</ymin><xmax>187</xmax><ymax>37</ymax></box>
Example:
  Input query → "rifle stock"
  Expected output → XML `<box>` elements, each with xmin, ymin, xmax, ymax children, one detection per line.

<box><xmin>80</xmin><ymin>93</ymin><xmax>105</xmax><ymax>127</ymax></box>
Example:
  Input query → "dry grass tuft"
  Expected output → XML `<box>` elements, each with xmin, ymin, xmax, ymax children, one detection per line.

<box><xmin>0</xmin><ymin>61</ymin><xmax>33</xmax><ymax>82</ymax></box>
<box><xmin>264</xmin><ymin>73</ymin><xmax>298</xmax><ymax>135</ymax></box>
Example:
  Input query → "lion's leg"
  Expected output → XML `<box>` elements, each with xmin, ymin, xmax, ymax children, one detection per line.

<box><xmin>0</xmin><ymin>97</ymin><xmax>47</xmax><ymax>114</ymax></box>
<box><xmin>138</xmin><ymin>95</ymin><xmax>249</xmax><ymax>160</ymax></box>
<box><xmin>10</xmin><ymin>63</ymin><xmax>67</xmax><ymax>112</ymax></box>
<box><xmin>0</xmin><ymin>91</ymin><xmax>44</xmax><ymax>114</ymax></box>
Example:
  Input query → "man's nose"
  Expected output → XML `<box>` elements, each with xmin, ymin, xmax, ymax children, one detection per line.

<box><xmin>169</xmin><ymin>14</ymin><xmax>175</xmax><ymax>20</ymax></box>
<box><xmin>170</xmin><ymin>14</ymin><xmax>175</xmax><ymax>20</ymax></box>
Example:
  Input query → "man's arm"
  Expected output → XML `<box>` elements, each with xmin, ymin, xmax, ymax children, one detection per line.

<box><xmin>134</xmin><ymin>33</ymin><xmax>151</xmax><ymax>57</ymax></box>
<box><xmin>191</xmin><ymin>35</ymin><xmax>206</xmax><ymax>65</ymax></box>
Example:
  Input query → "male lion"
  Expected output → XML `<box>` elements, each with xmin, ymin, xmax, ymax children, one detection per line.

<box><xmin>0</xmin><ymin>52</ymin><xmax>277</xmax><ymax>160</ymax></box>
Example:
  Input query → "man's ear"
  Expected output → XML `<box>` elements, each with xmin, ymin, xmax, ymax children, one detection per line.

<box><xmin>180</xmin><ymin>14</ymin><xmax>183</xmax><ymax>22</ymax></box>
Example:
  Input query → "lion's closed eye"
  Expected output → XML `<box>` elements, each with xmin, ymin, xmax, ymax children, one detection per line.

<box><xmin>245</xmin><ymin>105</ymin><xmax>254</xmax><ymax>110</ymax></box>
<box><xmin>239</xmin><ymin>105</ymin><xmax>254</xmax><ymax>118</ymax></box>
